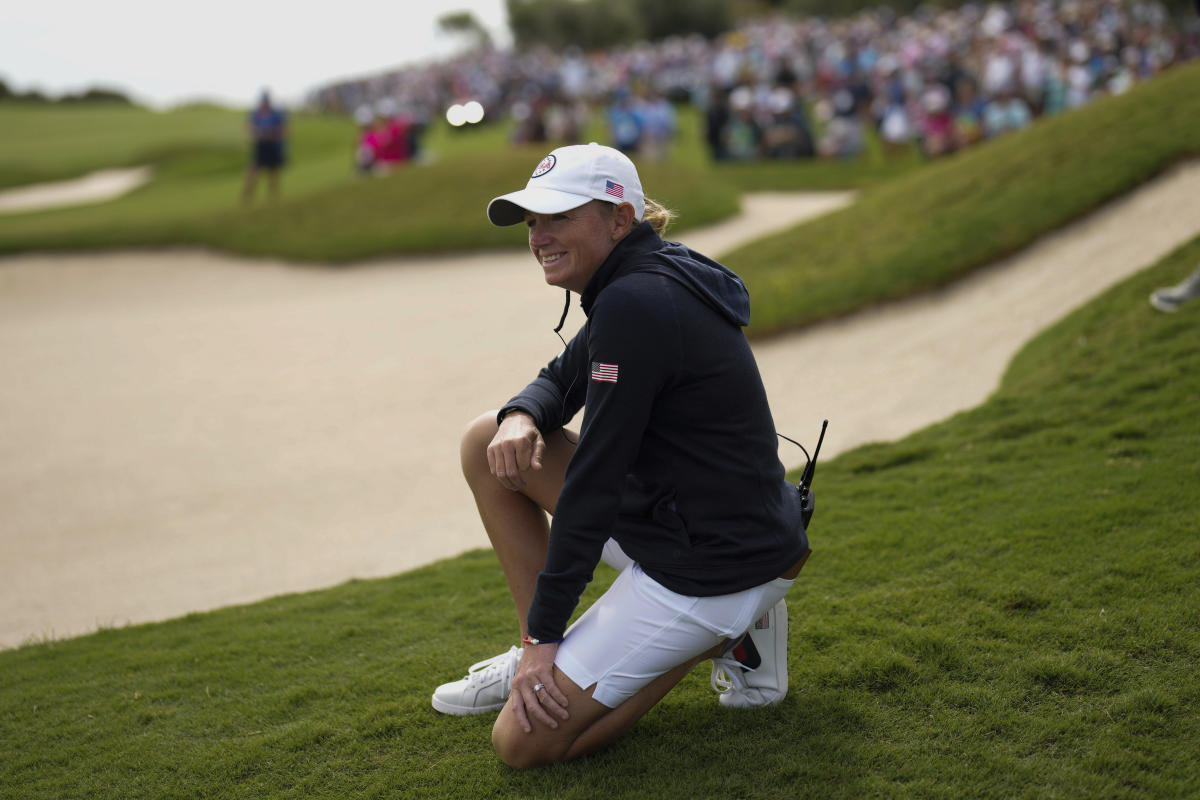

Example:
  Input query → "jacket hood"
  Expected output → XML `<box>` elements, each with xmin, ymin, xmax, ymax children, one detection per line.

<box><xmin>581</xmin><ymin>222</ymin><xmax>751</xmax><ymax>327</ymax></box>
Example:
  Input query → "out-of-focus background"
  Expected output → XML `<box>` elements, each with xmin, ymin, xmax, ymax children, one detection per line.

<box><xmin>3</xmin><ymin>0</ymin><xmax>1197</xmax><ymax>238</ymax></box>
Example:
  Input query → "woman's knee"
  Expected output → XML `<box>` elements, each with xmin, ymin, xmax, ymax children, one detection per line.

<box><xmin>460</xmin><ymin>410</ymin><xmax>499</xmax><ymax>481</ymax></box>
<box><xmin>491</xmin><ymin>717</ymin><xmax>561</xmax><ymax>769</ymax></box>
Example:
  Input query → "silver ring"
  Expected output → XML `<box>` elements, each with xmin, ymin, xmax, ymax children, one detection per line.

<box><xmin>532</xmin><ymin>683</ymin><xmax>545</xmax><ymax>693</ymax></box>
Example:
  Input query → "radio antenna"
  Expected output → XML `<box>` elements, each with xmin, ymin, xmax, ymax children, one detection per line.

<box><xmin>798</xmin><ymin>419</ymin><xmax>828</xmax><ymax>495</ymax></box>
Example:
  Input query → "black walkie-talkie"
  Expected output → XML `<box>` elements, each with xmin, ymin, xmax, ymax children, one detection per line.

<box><xmin>797</xmin><ymin>419</ymin><xmax>828</xmax><ymax>529</ymax></box>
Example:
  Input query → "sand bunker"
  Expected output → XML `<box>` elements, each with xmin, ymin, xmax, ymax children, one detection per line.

<box><xmin>0</xmin><ymin>166</ymin><xmax>152</xmax><ymax>214</ymax></box>
<box><xmin>2</xmin><ymin>163</ymin><xmax>1198</xmax><ymax>648</ymax></box>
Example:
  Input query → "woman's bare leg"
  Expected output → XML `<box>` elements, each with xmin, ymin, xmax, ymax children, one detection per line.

<box><xmin>460</xmin><ymin>412</ymin><xmax>575</xmax><ymax>635</ymax></box>
<box><xmin>492</xmin><ymin>641</ymin><xmax>727</xmax><ymax>769</ymax></box>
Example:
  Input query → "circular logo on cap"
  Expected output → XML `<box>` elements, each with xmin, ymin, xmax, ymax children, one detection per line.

<box><xmin>531</xmin><ymin>154</ymin><xmax>556</xmax><ymax>178</ymax></box>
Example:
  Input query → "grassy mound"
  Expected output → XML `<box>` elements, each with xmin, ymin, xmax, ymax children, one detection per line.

<box><xmin>0</xmin><ymin>104</ymin><xmax>247</xmax><ymax>190</ymax></box>
<box><xmin>0</xmin><ymin>104</ymin><xmax>740</xmax><ymax>261</ymax></box>
<box><xmin>175</xmin><ymin>149</ymin><xmax>742</xmax><ymax>262</ymax></box>
<box><xmin>731</xmin><ymin>60</ymin><xmax>1200</xmax><ymax>337</ymax></box>
<box><xmin>3</xmin><ymin>230</ymin><xmax>1196</xmax><ymax>798</ymax></box>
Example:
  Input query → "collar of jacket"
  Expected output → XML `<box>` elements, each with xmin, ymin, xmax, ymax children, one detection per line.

<box><xmin>579</xmin><ymin>221</ymin><xmax>662</xmax><ymax>316</ymax></box>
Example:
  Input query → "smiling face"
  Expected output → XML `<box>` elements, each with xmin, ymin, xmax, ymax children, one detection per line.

<box><xmin>525</xmin><ymin>201</ymin><xmax>635</xmax><ymax>293</ymax></box>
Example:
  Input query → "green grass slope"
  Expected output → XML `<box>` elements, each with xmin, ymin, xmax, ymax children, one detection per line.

<box><xmin>731</xmin><ymin>60</ymin><xmax>1200</xmax><ymax>337</ymax></box>
<box><xmin>2</xmin><ymin>231</ymin><xmax>1196</xmax><ymax>797</ymax></box>
<box><xmin>0</xmin><ymin>104</ymin><xmax>740</xmax><ymax>261</ymax></box>
<box><xmin>0</xmin><ymin>104</ymin><xmax>364</xmax><ymax>252</ymax></box>
<box><xmin>184</xmin><ymin>149</ymin><xmax>741</xmax><ymax>261</ymax></box>
<box><xmin>0</xmin><ymin>104</ymin><xmax>246</xmax><ymax>189</ymax></box>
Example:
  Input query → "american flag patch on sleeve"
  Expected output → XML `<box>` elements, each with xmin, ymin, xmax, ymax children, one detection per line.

<box><xmin>591</xmin><ymin>362</ymin><xmax>619</xmax><ymax>383</ymax></box>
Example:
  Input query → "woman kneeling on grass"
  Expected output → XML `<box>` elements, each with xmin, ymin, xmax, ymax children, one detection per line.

<box><xmin>433</xmin><ymin>143</ymin><xmax>812</xmax><ymax>768</ymax></box>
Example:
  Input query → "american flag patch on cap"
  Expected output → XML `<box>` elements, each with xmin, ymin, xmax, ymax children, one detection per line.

<box><xmin>591</xmin><ymin>362</ymin><xmax>619</xmax><ymax>383</ymax></box>
<box><xmin>604</xmin><ymin>180</ymin><xmax>624</xmax><ymax>199</ymax></box>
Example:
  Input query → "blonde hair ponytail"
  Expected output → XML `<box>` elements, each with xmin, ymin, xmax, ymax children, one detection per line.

<box><xmin>641</xmin><ymin>197</ymin><xmax>675</xmax><ymax>236</ymax></box>
<box><xmin>597</xmin><ymin>196</ymin><xmax>675</xmax><ymax>236</ymax></box>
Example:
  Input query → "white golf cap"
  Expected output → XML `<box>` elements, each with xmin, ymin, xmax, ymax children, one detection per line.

<box><xmin>487</xmin><ymin>142</ymin><xmax>645</xmax><ymax>226</ymax></box>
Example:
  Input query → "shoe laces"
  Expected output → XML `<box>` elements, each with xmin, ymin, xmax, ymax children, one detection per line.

<box><xmin>463</xmin><ymin>645</ymin><xmax>521</xmax><ymax>688</ymax></box>
<box><xmin>710</xmin><ymin>627</ymin><xmax>766</xmax><ymax>695</ymax></box>
<box><xmin>710</xmin><ymin>657</ymin><xmax>749</xmax><ymax>694</ymax></box>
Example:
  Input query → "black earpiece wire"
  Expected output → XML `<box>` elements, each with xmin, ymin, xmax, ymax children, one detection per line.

<box><xmin>552</xmin><ymin>289</ymin><xmax>580</xmax><ymax>445</ymax></box>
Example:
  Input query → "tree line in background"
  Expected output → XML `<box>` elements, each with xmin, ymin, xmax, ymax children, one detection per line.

<box><xmin>0</xmin><ymin>78</ymin><xmax>133</xmax><ymax>106</ymax></box>
<box><xmin>504</xmin><ymin>0</ymin><xmax>734</xmax><ymax>50</ymax></box>
<box><xmin>503</xmin><ymin>0</ymin><xmax>1197</xmax><ymax>51</ymax></box>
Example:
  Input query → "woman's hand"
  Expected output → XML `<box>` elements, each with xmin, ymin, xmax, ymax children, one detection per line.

<box><xmin>509</xmin><ymin>643</ymin><xmax>569</xmax><ymax>733</ymax></box>
<box><xmin>487</xmin><ymin>411</ymin><xmax>546</xmax><ymax>491</ymax></box>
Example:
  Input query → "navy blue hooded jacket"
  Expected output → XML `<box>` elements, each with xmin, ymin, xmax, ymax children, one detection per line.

<box><xmin>501</xmin><ymin>221</ymin><xmax>810</xmax><ymax>642</ymax></box>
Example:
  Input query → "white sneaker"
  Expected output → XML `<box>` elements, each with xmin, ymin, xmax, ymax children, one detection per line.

<box><xmin>710</xmin><ymin>600</ymin><xmax>788</xmax><ymax>708</ymax></box>
<box><xmin>431</xmin><ymin>646</ymin><xmax>521</xmax><ymax>715</ymax></box>
<box><xmin>1150</xmin><ymin>268</ymin><xmax>1200</xmax><ymax>312</ymax></box>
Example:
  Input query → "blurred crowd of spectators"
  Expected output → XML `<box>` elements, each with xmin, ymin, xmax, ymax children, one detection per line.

<box><xmin>309</xmin><ymin>0</ymin><xmax>1198</xmax><ymax>164</ymax></box>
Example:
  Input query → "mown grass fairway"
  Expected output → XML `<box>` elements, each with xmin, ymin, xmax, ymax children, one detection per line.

<box><xmin>0</xmin><ymin>104</ymin><xmax>247</xmax><ymax>189</ymax></box>
<box><xmin>2</xmin><ymin>230</ymin><xmax>1196</xmax><ymax>798</ymax></box>
<box><xmin>0</xmin><ymin>96</ymin><xmax>926</xmax><ymax>262</ymax></box>
<box><xmin>0</xmin><ymin>103</ymin><xmax>745</xmax><ymax>260</ymax></box>
<box><xmin>0</xmin><ymin>104</ymin><xmax>362</xmax><ymax>253</ymax></box>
